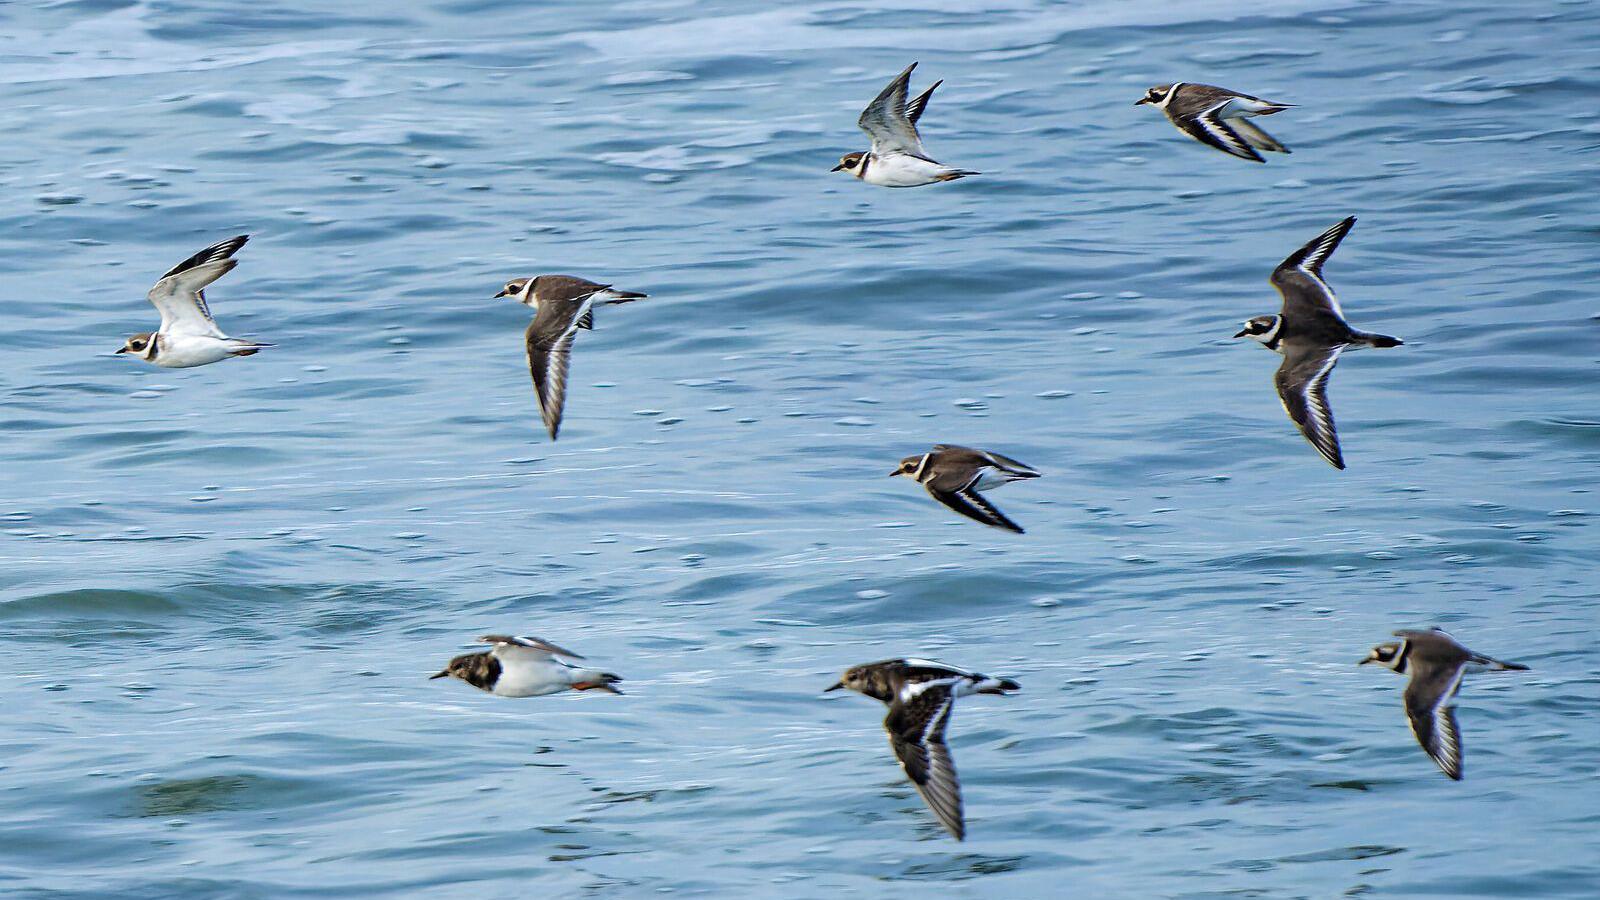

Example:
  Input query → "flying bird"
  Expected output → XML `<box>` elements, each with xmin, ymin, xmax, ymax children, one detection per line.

<box><xmin>431</xmin><ymin>634</ymin><xmax>623</xmax><ymax>697</ymax></box>
<box><xmin>1361</xmin><ymin>628</ymin><xmax>1528</xmax><ymax>780</ymax></box>
<box><xmin>1235</xmin><ymin>217</ymin><xmax>1401</xmax><ymax>469</ymax></box>
<box><xmin>826</xmin><ymin>658</ymin><xmax>1020</xmax><ymax>840</ymax></box>
<box><xmin>495</xmin><ymin>274</ymin><xmax>647</xmax><ymax>439</ymax></box>
<box><xmin>832</xmin><ymin>62</ymin><xmax>979</xmax><ymax>187</ymax></box>
<box><xmin>890</xmin><ymin>444</ymin><xmax>1040</xmax><ymax>533</ymax></box>
<box><xmin>1135</xmin><ymin>82</ymin><xmax>1294</xmax><ymax>163</ymax></box>
<box><xmin>116</xmin><ymin>235</ymin><xmax>271</xmax><ymax>367</ymax></box>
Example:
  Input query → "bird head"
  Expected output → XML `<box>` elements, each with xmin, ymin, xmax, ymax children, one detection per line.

<box><xmin>1234</xmin><ymin>315</ymin><xmax>1281</xmax><ymax>343</ymax></box>
<box><xmin>1135</xmin><ymin>85</ymin><xmax>1173</xmax><ymax>107</ymax></box>
<box><xmin>116</xmin><ymin>333</ymin><xmax>154</xmax><ymax>358</ymax></box>
<box><xmin>889</xmin><ymin>455</ymin><xmax>923</xmax><ymax>478</ymax></box>
<box><xmin>832</xmin><ymin>152</ymin><xmax>867</xmax><ymax>175</ymax></box>
<box><xmin>1360</xmin><ymin>642</ymin><xmax>1405</xmax><ymax>672</ymax></box>
<box><xmin>494</xmin><ymin>277</ymin><xmax>533</xmax><ymax>303</ymax></box>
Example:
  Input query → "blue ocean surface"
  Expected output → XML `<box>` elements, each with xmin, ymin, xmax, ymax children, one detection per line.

<box><xmin>1</xmin><ymin>0</ymin><xmax>1597</xmax><ymax>896</ymax></box>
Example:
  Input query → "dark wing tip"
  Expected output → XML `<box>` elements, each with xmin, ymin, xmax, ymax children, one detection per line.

<box><xmin>930</xmin><ymin>486</ymin><xmax>1026</xmax><ymax>534</ymax></box>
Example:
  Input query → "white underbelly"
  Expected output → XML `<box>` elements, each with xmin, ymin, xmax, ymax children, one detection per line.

<box><xmin>493</xmin><ymin>664</ymin><xmax>570</xmax><ymax>697</ymax></box>
<box><xmin>155</xmin><ymin>335</ymin><xmax>237</xmax><ymax>368</ymax></box>
<box><xmin>862</xmin><ymin>154</ymin><xmax>948</xmax><ymax>188</ymax></box>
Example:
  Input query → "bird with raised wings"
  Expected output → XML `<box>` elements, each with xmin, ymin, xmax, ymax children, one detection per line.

<box><xmin>116</xmin><ymin>235</ymin><xmax>271</xmax><ymax>367</ymax></box>
<box><xmin>1235</xmin><ymin>217</ymin><xmax>1402</xmax><ymax>469</ymax></box>
<box><xmin>832</xmin><ymin>63</ymin><xmax>978</xmax><ymax>187</ymax></box>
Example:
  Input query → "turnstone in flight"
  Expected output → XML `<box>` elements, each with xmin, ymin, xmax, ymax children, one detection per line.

<box><xmin>890</xmin><ymin>444</ymin><xmax>1040</xmax><ymax>533</ymax></box>
<box><xmin>826</xmin><ymin>658</ymin><xmax>1020</xmax><ymax>840</ymax></box>
<box><xmin>1235</xmin><ymin>217</ymin><xmax>1402</xmax><ymax>469</ymax></box>
<box><xmin>495</xmin><ymin>275</ymin><xmax>647</xmax><ymax>439</ymax></box>
<box><xmin>116</xmin><ymin>235</ymin><xmax>271</xmax><ymax>368</ymax></box>
<box><xmin>1361</xmin><ymin>628</ymin><xmax>1528</xmax><ymax>780</ymax></box>
<box><xmin>1135</xmin><ymin>82</ymin><xmax>1294</xmax><ymax>163</ymax></box>
<box><xmin>832</xmin><ymin>62</ymin><xmax>979</xmax><ymax>187</ymax></box>
<box><xmin>430</xmin><ymin>634</ymin><xmax>623</xmax><ymax>697</ymax></box>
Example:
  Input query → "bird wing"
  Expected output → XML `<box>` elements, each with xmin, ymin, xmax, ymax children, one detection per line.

<box><xmin>885</xmin><ymin>684</ymin><xmax>965</xmax><ymax>840</ymax></box>
<box><xmin>926</xmin><ymin>476</ymin><xmax>1025</xmax><ymax>534</ymax></box>
<box><xmin>479</xmin><ymin>634</ymin><xmax>585</xmax><ymax>660</ymax></box>
<box><xmin>1271</xmin><ymin>217</ymin><xmax>1355</xmax><ymax>321</ymax></box>
<box><xmin>1175</xmin><ymin>99</ymin><xmax>1264</xmax><ymax>162</ymax></box>
<box><xmin>525</xmin><ymin>305</ymin><xmax>584</xmax><ymax>441</ymax></box>
<box><xmin>858</xmin><ymin>63</ymin><xmax>929</xmax><ymax>158</ymax></box>
<box><xmin>1274</xmin><ymin>342</ymin><xmax>1346</xmax><ymax>469</ymax></box>
<box><xmin>532</xmin><ymin>275</ymin><xmax>612</xmax><ymax>307</ymax></box>
<box><xmin>905</xmin><ymin>79</ymin><xmax>941</xmax><ymax>127</ymax></box>
<box><xmin>1403</xmin><ymin>661</ymin><xmax>1468</xmax><ymax>780</ymax></box>
<box><xmin>977</xmin><ymin>448</ymin><xmax>1038</xmax><ymax>476</ymax></box>
<box><xmin>1230</xmin><ymin>117</ymin><xmax>1289</xmax><ymax>153</ymax></box>
<box><xmin>146</xmin><ymin>235</ymin><xmax>249</xmax><ymax>337</ymax></box>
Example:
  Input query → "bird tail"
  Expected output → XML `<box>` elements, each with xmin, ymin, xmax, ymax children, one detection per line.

<box><xmin>598</xmin><ymin>289</ymin><xmax>647</xmax><ymax>305</ymax></box>
<box><xmin>227</xmin><ymin>340</ymin><xmax>274</xmax><ymax>357</ymax></box>
<box><xmin>1255</xmin><ymin>103</ymin><xmax>1296</xmax><ymax>115</ymax></box>
<box><xmin>572</xmin><ymin>671</ymin><xmax>624</xmax><ymax>694</ymax></box>
<box><xmin>1358</xmin><ymin>332</ymin><xmax>1403</xmax><ymax>348</ymax></box>
<box><xmin>1474</xmin><ymin>655</ymin><xmax>1529</xmax><ymax>672</ymax></box>
<box><xmin>935</xmin><ymin>169</ymin><xmax>980</xmax><ymax>182</ymax></box>
<box><xmin>974</xmin><ymin>676</ymin><xmax>1021</xmax><ymax>695</ymax></box>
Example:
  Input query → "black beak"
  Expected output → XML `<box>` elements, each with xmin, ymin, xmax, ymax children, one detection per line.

<box><xmin>114</xmin><ymin>346</ymin><xmax>129</xmax><ymax>354</ymax></box>
<box><xmin>1357</xmin><ymin>658</ymin><xmax>1374</xmax><ymax>666</ymax></box>
<box><xmin>1233</xmin><ymin>329</ymin><xmax>1249</xmax><ymax>338</ymax></box>
<box><xmin>429</xmin><ymin>670</ymin><xmax>450</xmax><ymax>679</ymax></box>
<box><xmin>888</xmin><ymin>470</ymin><xmax>903</xmax><ymax>477</ymax></box>
<box><xmin>824</xmin><ymin>681</ymin><xmax>844</xmax><ymax>692</ymax></box>
<box><xmin>493</xmin><ymin>288</ymin><xmax>509</xmax><ymax>299</ymax></box>
<box><xmin>1134</xmin><ymin>97</ymin><xmax>1150</xmax><ymax>106</ymax></box>
<box><xmin>830</xmin><ymin>163</ymin><xmax>846</xmax><ymax>172</ymax></box>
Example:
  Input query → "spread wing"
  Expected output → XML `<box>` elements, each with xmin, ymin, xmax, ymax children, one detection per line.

<box><xmin>525</xmin><ymin>310</ymin><xmax>582</xmax><ymax>441</ymax></box>
<box><xmin>885</xmin><ymin>684</ymin><xmax>965</xmax><ymax>840</ymax></box>
<box><xmin>146</xmin><ymin>235</ymin><xmax>249</xmax><ymax>337</ymax></box>
<box><xmin>479</xmin><ymin>634</ymin><xmax>585</xmax><ymax>661</ymax></box>
<box><xmin>1271</xmin><ymin>217</ymin><xmax>1354</xmax><ymax>321</ymax></box>
<box><xmin>905</xmin><ymin>80</ymin><xmax>941</xmax><ymax>126</ymax></box>
<box><xmin>1403</xmin><ymin>662</ymin><xmax>1467</xmax><ymax>780</ymax></box>
<box><xmin>858</xmin><ymin>63</ymin><xmax>928</xmax><ymax>158</ymax></box>
<box><xmin>1231</xmin><ymin>118</ymin><xmax>1289</xmax><ymax>153</ymax></box>
<box><xmin>926</xmin><ymin>477</ymin><xmax>1025</xmax><ymax>534</ymax></box>
<box><xmin>976</xmin><ymin>449</ymin><xmax>1038</xmax><ymax>476</ymax></box>
<box><xmin>1175</xmin><ymin>100</ymin><xmax>1264</xmax><ymax>162</ymax></box>
<box><xmin>1274</xmin><ymin>343</ymin><xmax>1345</xmax><ymax>469</ymax></box>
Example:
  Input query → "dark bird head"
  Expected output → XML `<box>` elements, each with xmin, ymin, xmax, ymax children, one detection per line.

<box><xmin>1135</xmin><ymin>84</ymin><xmax>1172</xmax><ymax>106</ymax></box>
<box><xmin>1361</xmin><ymin>642</ymin><xmax>1405</xmax><ymax>672</ymax></box>
<box><xmin>116</xmin><ymin>332</ymin><xmax>154</xmax><ymax>358</ymax></box>
<box><xmin>429</xmin><ymin>651</ymin><xmax>498</xmax><ymax>690</ymax></box>
<box><xmin>1234</xmin><ymin>315</ymin><xmax>1281</xmax><ymax>343</ymax></box>
<box><xmin>825</xmin><ymin>664</ymin><xmax>868</xmax><ymax>696</ymax></box>
<box><xmin>832</xmin><ymin>152</ymin><xmax>867</xmax><ymax>175</ymax></box>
